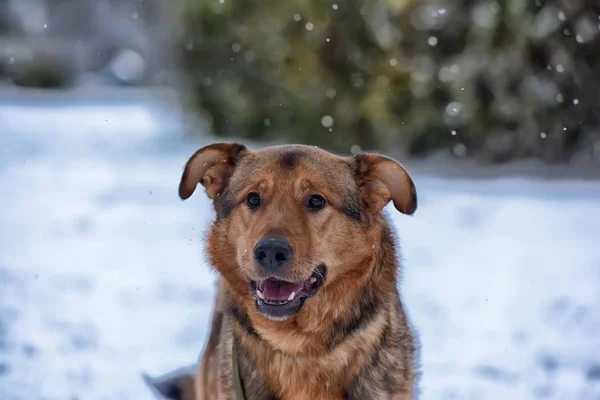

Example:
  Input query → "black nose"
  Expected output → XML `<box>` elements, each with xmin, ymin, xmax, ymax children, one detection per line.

<box><xmin>253</xmin><ymin>238</ymin><xmax>293</xmax><ymax>270</ymax></box>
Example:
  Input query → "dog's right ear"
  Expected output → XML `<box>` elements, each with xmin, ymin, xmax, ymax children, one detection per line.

<box><xmin>179</xmin><ymin>142</ymin><xmax>248</xmax><ymax>200</ymax></box>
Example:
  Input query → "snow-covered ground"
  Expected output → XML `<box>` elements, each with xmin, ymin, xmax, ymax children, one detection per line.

<box><xmin>1</xmin><ymin>93</ymin><xmax>599</xmax><ymax>400</ymax></box>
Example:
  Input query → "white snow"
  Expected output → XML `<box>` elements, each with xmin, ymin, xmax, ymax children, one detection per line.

<box><xmin>1</xmin><ymin>94</ymin><xmax>600</xmax><ymax>400</ymax></box>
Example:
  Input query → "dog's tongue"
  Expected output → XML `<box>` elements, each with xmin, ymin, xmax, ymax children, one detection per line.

<box><xmin>259</xmin><ymin>278</ymin><xmax>304</xmax><ymax>301</ymax></box>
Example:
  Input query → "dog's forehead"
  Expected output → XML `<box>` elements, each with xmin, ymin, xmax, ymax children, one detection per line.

<box><xmin>234</xmin><ymin>145</ymin><xmax>355</xmax><ymax>189</ymax></box>
<box><xmin>255</xmin><ymin>145</ymin><xmax>342</xmax><ymax>167</ymax></box>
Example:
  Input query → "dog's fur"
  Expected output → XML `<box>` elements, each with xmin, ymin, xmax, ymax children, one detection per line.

<box><xmin>146</xmin><ymin>143</ymin><xmax>419</xmax><ymax>400</ymax></box>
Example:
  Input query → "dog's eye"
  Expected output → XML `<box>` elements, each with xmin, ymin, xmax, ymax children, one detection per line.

<box><xmin>307</xmin><ymin>195</ymin><xmax>326</xmax><ymax>210</ymax></box>
<box><xmin>246</xmin><ymin>192</ymin><xmax>261</xmax><ymax>208</ymax></box>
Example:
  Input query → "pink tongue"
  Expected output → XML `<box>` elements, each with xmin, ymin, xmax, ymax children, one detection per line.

<box><xmin>259</xmin><ymin>278</ymin><xmax>304</xmax><ymax>301</ymax></box>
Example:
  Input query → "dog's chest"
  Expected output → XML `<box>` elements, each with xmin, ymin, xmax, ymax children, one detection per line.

<box><xmin>265</xmin><ymin>360</ymin><xmax>346</xmax><ymax>400</ymax></box>
<box><xmin>240</xmin><ymin>347</ymin><xmax>356</xmax><ymax>400</ymax></box>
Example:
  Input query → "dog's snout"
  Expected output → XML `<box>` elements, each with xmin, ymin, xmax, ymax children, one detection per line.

<box><xmin>253</xmin><ymin>238</ymin><xmax>293</xmax><ymax>270</ymax></box>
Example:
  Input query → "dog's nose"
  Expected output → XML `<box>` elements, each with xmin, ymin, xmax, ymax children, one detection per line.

<box><xmin>253</xmin><ymin>238</ymin><xmax>293</xmax><ymax>270</ymax></box>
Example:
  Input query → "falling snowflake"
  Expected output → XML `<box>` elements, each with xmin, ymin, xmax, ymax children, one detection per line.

<box><xmin>445</xmin><ymin>102</ymin><xmax>462</xmax><ymax>117</ymax></box>
<box><xmin>321</xmin><ymin>115</ymin><xmax>334</xmax><ymax>128</ymax></box>
<box><xmin>453</xmin><ymin>143</ymin><xmax>467</xmax><ymax>157</ymax></box>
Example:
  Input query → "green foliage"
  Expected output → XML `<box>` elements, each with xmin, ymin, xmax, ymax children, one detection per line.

<box><xmin>179</xmin><ymin>0</ymin><xmax>600</xmax><ymax>163</ymax></box>
<box><xmin>5</xmin><ymin>47</ymin><xmax>77</xmax><ymax>89</ymax></box>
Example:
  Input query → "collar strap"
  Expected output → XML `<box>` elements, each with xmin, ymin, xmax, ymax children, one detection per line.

<box><xmin>232</xmin><ymin>336</ymin><xmax>246</xmax><ymax>400</ymax></box>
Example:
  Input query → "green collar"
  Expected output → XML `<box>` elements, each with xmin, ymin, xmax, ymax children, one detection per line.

<box><xmin>232</xmin><ymin>336</ymin><xmax>246</xmax><ymax>400</ymax></box>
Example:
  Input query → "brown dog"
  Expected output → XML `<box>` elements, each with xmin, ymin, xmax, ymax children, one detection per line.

<box><xmin>145</xmin><ymin>143</ymin><xmax>419</xmax><ymax>400</ymax></box>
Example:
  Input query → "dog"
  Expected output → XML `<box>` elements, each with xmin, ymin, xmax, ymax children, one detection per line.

<box><xmin>144</xmin><ymin>142</ymin><xmax>419</xmax><ymax>399</ymax></box>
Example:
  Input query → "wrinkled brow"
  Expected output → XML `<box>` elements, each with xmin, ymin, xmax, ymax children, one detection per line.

<box><xmin>216</xmin><ymin>156</ymin><xmax>362</xmax><ymax>222</ymax></box>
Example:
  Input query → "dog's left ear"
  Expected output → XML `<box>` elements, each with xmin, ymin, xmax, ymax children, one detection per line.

<box><xmin>351</xmin><ymin>153</ymin><xmax>417</xmax><ymax>215</ymax></box>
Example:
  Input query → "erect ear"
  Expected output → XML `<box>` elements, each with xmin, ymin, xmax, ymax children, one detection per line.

<box><xmin>351</xmin><ymin>153</ymin><xmax>417</xmax><ymax>215</ymax></box>
<box><xmin>179</xmin><ymin>142</ymin><xmax>248</xmax><ymax>200</ymax></box>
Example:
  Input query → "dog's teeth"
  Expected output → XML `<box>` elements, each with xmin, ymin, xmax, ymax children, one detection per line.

<box><xmin>257</xmin><ymin>290</ymin><xmax>265</xmax><ymax>299</ymax></box>
<box><xmin>309</xmin><ymin>277</ymin><xmax>317</xmax><ymax>284</ymax></box>
<box><xmin>287</xmin><ymin>291</ymin><xmax>296</xmax><ymax>301</ymax></box>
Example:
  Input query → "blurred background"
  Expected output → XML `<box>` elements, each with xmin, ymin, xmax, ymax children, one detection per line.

<box><xmin>1</xmin><ymin>0</ymin><xmax>599</xmax><ymax>399</ymax></box>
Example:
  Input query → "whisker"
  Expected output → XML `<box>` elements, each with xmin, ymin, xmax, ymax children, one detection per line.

<box><xmin>302</xmin><ymin>258</ymin><xmax>325</xmax><ymax>283</ymax></box>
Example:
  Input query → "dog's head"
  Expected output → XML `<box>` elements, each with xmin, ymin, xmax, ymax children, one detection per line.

<box><xmin>179</xmin><ymin>143</ymin><xmax>416</xmax><ymax>321</ymax></box>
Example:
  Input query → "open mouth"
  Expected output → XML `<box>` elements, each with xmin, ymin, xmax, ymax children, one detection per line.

<box><xmin>249</xmin><ymin>265</ymin><xmax>326</xmax><ymax>320</ymax></box>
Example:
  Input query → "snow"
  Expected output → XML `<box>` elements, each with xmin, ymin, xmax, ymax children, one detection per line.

<box><xmin>1</xmin><ymin>93</ymin><xmax>600</xmax><ymax>400</ymax></box>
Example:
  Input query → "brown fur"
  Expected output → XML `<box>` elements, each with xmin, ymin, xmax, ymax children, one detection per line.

<box><xmin>161</xmin><ymin>143</ymin><xmax>419</xmax><ymax>400</ymax></box>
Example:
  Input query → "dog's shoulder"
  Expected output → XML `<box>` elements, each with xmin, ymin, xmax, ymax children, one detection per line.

<box><xmin>343</xmin><ymin>298</ymin><xmax>418</xmax><ymax>400</ymax></box>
